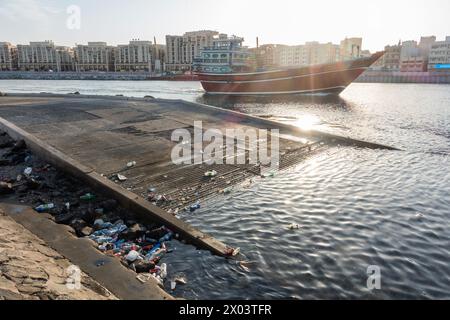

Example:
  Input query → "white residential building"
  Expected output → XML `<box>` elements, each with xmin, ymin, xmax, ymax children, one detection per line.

<box><xmin>17</xmin><ymin>41</ymin><xmax>59</xmax><ymax>71</ymax></box>
<box><xmin>56</xmin><ymin>46</ymin><xmax>75</xmax><ymax>71</ymax></box>
<box><xmin>166</xmin><ymin>30</ymin><xmax>219</xmax><ymax>72</ymax></box>
<box><xmin>115</xmin><ymin>40</ymin><xmax>152</xmax><ymax>72</ymax></box>
<box><xmin>428</xmin><ymin>36</ymin><xmax>450</xmax><ymax>72</ymax></box>
<box><xmin>75</xmin><ymin>42</ymin><xmax>114</xmax><ymax>72</ymax></box>
<box><xmin>274</xmin><ymin>41</ymin><xmax>340</xmax><ymax>67</ymax></box>
<box><xmin>0</xmin><ymin>42</ymin><xmax>17</xmax><ymax>71</ymax></box>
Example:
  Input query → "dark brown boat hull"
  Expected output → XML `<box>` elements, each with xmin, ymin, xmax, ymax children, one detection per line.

<box><xmin>196</xmin><ymin>52</ymin><xmax>384</xmax><ymax>95</ymax></box>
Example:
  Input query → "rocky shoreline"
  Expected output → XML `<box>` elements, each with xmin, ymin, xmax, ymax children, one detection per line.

<box><xmin>0</xmin><ymin>131</ymin><xmax>186</xmax><ymax>299</ymax></box>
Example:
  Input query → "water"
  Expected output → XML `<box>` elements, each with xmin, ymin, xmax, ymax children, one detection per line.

<box><xmin>1</xmin><ymin>80</ymin><xmax>449</xmax><ymax>299</ymax></box>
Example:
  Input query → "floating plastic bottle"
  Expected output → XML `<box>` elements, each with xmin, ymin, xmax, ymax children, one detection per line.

<box><xmin>190</xmin><ymin>202</ymin><xmax>201</xmax><ymax>212</ymax></box>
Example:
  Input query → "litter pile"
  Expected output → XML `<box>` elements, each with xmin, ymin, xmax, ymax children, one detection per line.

<box><xmin>89</xmin><ymin>220</ymin><xmax>177</xmax><ymax>285</ymax></box>
<box><xmin>0</xmin><ymin>131</ymin><xmax>183</xmax><ymax>290</ymax></box>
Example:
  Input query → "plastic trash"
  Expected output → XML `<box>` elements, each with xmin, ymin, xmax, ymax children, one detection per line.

<box><xmin>170</xmin><ymin>281</ymin><xmax>177</xmax><ymax>290</ymax></box>
<box><xmin>175</xmin><ymin>275</ymin><xmax>187</xmax><ymax>285</ymax></box>
<box><xmin>24</xmin><ymin>167</ymin><xmax>33</xmax><ymax>176</ymax></box>
<box><xmin>80</xmin><ymin>193</ymin><xmax>96</xmax><ymax>201</ymax></box>
<box><xmin>117</xmin><ymin>174</ymin><xmax>127</xmax><ymax>182</ymax></box>
<box><xmin>93</xmin><ymin>219</ymin><xmax>106</xmax><ymax>229</ymax></box>
<box><xmin>159</xmin><ymin>263</ymin><xmax>167</xmax><ymax>279</ymax></box>
<box><xmin>190</xmin><ymin>201</ymin><xmax>201</xmax><ymax>212</ymax></box>
<box><xmin>35</xmin><ymin>203</ymin><xmax>55</xmax><ymax>213</ymax></box>
<box><xmin>239</xmin><ymin>261</ymin><xmax>253</xmax><ymax>272</ymax></box>
<box><xmin>127</xmin><ymin>161</ymin><xmax>137</xmax><ymax>168</ymax></box>
<box><xmin>159</xmin><ymin>232</ymin><xmax>173</xmax><ymax>243</ymax></box>
<box><xmin>223</xmin><ymin>187</ymin><xmax>233</xmax><ymax>194</ymax></box>
<box><xmin>204</xmin><ymin>170</ymin><xmax>218</xmax><ymax>177</ymax></box>
<box><xmin>288</xmin><ymin>223</ymin><xmax>300</xmax><ymax>230</ymax></box>
<box><xmin>125</xmin><ymin>250</ymin><xmax>141</xmax><ymax>262</ymax></box>
<box><xmin>224</xmin><ymin>247</ymin><xmax>241</xmax><ymax>257</ymax></box>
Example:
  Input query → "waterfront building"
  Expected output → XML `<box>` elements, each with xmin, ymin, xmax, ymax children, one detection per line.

<box><xmin>75</xmin><ymin>42</ymin><xmax>114</xmax><ymax>72</ymax></box>
<box><xmin>383</xmin><ymin>44</ymin><xmax>402</xmax><ymax>71</ymax></box>
<box><xmin>152</xmin><ymin>44</ymin><xmax>166</xmax><ymax>73</ymax></box>
<box><xmin>250</xmin><ymin>44</ymin><xmax>280</xmax><ymax>69</ymax></box>
<box><xmin>400</xmin><ymin>57</ymin><xmax>427</xmax><ymax>72</ymax></box>
<box><xmin>307</xmin><ymin>41</ymin><xmax>340</xmax><ymax>65</ymax></box>
<box><xmin>419</xmin><ymin>36</ymin><xmax>436</xmax><ymax>59</ymax></box>
<box><xmin>274</xmin><ymin>44</ymin><xmax>309</xmax><ymax>67</ymax></box>
<box><xmin>273</xmin><ymin>41</ymin><xmax>340</xmax><ymax>67</ymax></box>
<box><xmin>0</xmin><ymin>42</ymin><xmax>17</xmax><ymax>71</ymax></box>
<box><xmin>400</xmin><ymin>40</ymin><xmax>420</xmax><ymax>60</ymax></box>
<box><xmin>115</xmin><ymin>40</ymin><xmax>153</xmax><ymax>72</ymax></box>
<box><xmin>165</xmin><ymin>30</ymin><xmax>219</xmax><ymax>72</ymax></box>
<box><xmin>56</xmin><ymin>46</ymin><xmax>75</xmax><ymax>72</ymax></box>
<box><xmin>428</xmin><ymin>36</ymin><xmax>450</xmax><ymax>72</ymax></box>
<box><xmin>17</xmin><ymin>41</ymin><xmax>59</xmax><ymax>71</ymax></box>
<box><xmin>340</xmin><ymin>37</ymin><xmax>362</xmax><ymax>61</ymax></box>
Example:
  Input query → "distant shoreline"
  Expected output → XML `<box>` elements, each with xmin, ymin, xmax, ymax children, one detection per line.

<box><xmin>0</xmin><ymin>70</ymin><xmax>449</xmax><ymax>84</ymax></box>
<box><xmin>0</xmin><ymin>71</ymin><xmax>198</xmax><ymax>81</ymax></box>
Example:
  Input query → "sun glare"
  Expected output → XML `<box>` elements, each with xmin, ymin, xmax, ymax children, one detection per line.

<box><xmin>294</xmin><ymin>115</ymin><xmax>321</xmax><ymax>131</ymax></box>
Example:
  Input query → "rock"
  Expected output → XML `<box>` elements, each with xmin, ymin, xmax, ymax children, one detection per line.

<box><xmin>0</xmin><ymin>182</ymin><xmax>13</xmax><ymax>194</ymax></box>
<box><xmin>0</xmin><ymin>159</ymin><xmax>11</xmax><ymax>166</ymax></box>
<box><xmin>80</xmin><ymin>226</ymin><xmax>93</xmax><ymax>237</ymax></box>
<box><xmin>70</xmin><ymin>218</ymin><xmax>87</xmax><ymax>231</ymax></box>
<box><xmin>0</xmin><ymin>92</ymin><xmax>6</xmax><ymax>97</ymax></box>
<box><xmin>100</xmin><ymin>199</ymin><xmax>118</xmax><ymax>213</ymax></box>
<box><xmin>10</xmin><ymin>153</ymin><xmax>26</xmax><ymax>165</ymax></box>
<box><xmin>144</xmin><ymin>95</ymin><xmax>155</xmax><ymax>99</ymax></box>
<box><xmin>134</xmin><ymin>261</ymin><xmax>156</xmax><ymax>273</ymax></box>
<box><xmin>54</xmin><ymin>212</ymin><xmax>76</xmax><ymax>225</ymax></box>
<box><xmin>119</xmin><ymin>223</ymin><xmax>147</xmax><ymax>240</ymax></box>
<box><xmin>11</xmin><ymin>140</ymin><xmax>26</xmax><ymax>152</ymax></box>
<box><xmin>146</xmin><ymin>227</ymin><xmax>167</xmax><ymax>240</ymax></box>
<box><xmin>26</xmin><ymin>178</ymin><xmax>41</xmax><ymax>190</ymax></box>
<box><xmin>0</xmin><ymin>135</ymin><xmax>13</xmax><ymax>148</ymax></box>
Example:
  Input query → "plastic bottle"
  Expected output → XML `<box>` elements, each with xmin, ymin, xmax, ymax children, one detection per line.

<box><xmin>80</xmin><ymin>193</ymin><xmax>96</xmax><ymax>201</ymax></box>
<box><xmin>159</xmin><ymin>263</ymin><xmax>167</xmax><ymax>279</ymax></box>
<box><xmin>35</xmin><ymin>203</ymin><xmax>55</xmax><ymax>213</ymax></box>
<box><xmin>159</xmin><ymin>232</ymin><xmax>173</xmax><ymax>243</ymax></box>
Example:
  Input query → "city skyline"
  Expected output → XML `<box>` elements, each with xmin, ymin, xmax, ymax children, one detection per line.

<box><xmin>1</xmin><ymin>0</ymin><xmax>449</xmax><ymax>52</ymax></box>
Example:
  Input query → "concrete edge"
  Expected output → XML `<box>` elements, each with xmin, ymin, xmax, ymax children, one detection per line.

<box><xmin>0</xmin><ymin>203</ymin><xmax>173</xmax><ymax>300</ymax></box>
<box><xmin>0</xmin><ymin>116</ymin><xmax>230</xmax><ymax>257</ymax></box>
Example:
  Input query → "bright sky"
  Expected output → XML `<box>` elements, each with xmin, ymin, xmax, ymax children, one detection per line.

<box><xmin>0</xmin><ymin>0</ymin><xmax>449</xmax><ymax>52</ymax></box>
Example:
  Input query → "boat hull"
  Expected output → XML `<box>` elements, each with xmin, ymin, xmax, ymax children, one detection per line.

<box><xmin>196</xmin><ymin>52</ymin><xmax>384</xmax><ymax>95</ymax></box>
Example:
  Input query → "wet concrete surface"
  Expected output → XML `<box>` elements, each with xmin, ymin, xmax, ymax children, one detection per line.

<box><xmin>0</xmin><ymin>94</ymin><xmax>324</xmax><ymax>215</ymax></box>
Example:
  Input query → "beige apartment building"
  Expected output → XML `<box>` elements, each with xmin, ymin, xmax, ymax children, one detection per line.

<box><xmin>115</xmin><ymin>40</ymin><xmax>152</xmax><ymax>72</ymax></box>
<box><xmin>75</xmin><ymin>42</ymin><xmax>114</xmax><ymax>72</ymax></box>
<box><xmin>17</xmin><ymin>41</ymin><xmax>60</xmax><ymax>71</ymax></box>
<box><xmin>274</xmin><ymin>41</ymin><xmax>340</xmax><ymax>67</ymax></box>
<box><xmin>340</xmin><ymin>37</ymin><xmax>362</xmax><ymax>61</ymax></box>
<box><xmin>0</xmin><ymin>42</ymin><xmax>17</xmax><ymax>71</ymax></box>
<box><xmin>56</xmin><ymin>46</ymin><xmax>75</xmax><ymax>71</ymax></box>
<box><xmin>382</xmin><ymin>44</ymin><xmax>402</xmax><ymax>71</ymax></box>
<box><xmin>166</xmin><ymin>30</ymin><xmax>219</xmax><ymax>72</ymax></box>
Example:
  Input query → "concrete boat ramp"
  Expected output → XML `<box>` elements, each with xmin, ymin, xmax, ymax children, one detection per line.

<box><xmin>0</xmin><ymin>93</ymin><xmax>397</xmax><ymax>257</ymax></box>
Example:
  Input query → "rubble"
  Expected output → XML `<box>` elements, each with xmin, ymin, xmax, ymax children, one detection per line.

<box><xmin>0</xmin><ymin>131</ymin><xmax>181</xmax><ymax>293</ymax></box>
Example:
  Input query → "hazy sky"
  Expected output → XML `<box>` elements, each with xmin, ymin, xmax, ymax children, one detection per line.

<box><xmin>0</xmin><ymin>0</ymin><xmax>449</xmax><ymax>51</ymax></box>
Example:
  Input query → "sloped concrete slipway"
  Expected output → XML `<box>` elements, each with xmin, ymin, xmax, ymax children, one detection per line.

<box><xmin>0</xmin><ymin>93</ymin><xmax>397</xmax><ymax>261</ymax></box>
